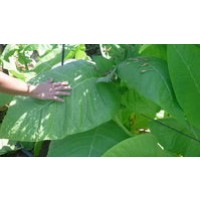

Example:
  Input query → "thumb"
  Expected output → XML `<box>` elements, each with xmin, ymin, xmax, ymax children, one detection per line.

<box><xmin>47</xmin><ymin>78</ymin><xmax>54</xmax><ymax>83</ymax></box>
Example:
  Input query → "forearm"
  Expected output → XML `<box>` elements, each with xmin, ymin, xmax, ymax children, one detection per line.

<box><xmin>0</xmin><ymin>72</ymin><xmax>32</xmax><ymax>96</ymax></box>
<box><xmin>0</xmin><ymin>72</ymin><xmax>71</xmax><ymax>102</ymax></box>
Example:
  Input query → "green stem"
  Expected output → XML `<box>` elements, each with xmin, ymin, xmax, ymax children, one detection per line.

<box><xmin>34</xmin><ymin>141</ymin><xmax>44</xmax><ymax>157</ymax></box>
<box><xmin>114</xmin><ymin>116</ymin><xmax>133</xmax><ymax>137</ymax></box>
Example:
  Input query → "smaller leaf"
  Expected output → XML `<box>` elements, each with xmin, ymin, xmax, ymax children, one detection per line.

<box><xmin>2</xmin><ymin>44</ymin><xmax>18</xmax><ymax>62</ymax></box>
<box><xmin>100</xmin><ymin>44</ymin><xmax>126</xmax><ymax>64</ymax></box>
<box><xmin>96</xmin><ymin>68</ymin><xmax>116</xmax><ymax>83</ymax></box>
<box><xmin>48</xmin><ymin>121</ymin><xmax>129</xmax><ymax>157</ymax></box>
<box><xmin>150</xmin><ymin>118</ymin><xmax>200</xmax><ymax>156</ymax></box>
<box><xmin>24</xmin><ymin>44</ymin><xmax>40</xmax><ymax>51</ymax></box>
<box><xmin>117</xmin><ymin>56</ymin><xmax>184</xmax><ymax>121</ymax></box>
<box><xmin>34</xmin><ymin>48</ymin><xmax>64</xmax><ymax>74</ymax></box>
<box><xmin>75</xmin><ymin>50</ymin><xmax>88</xmax><ymax>60</ymax></box>
<box><xmin>139</xmin><ymin>44</ymin><xmax>167</xmax><ymax>60</ymax></box>
<box><xmin>103</xmin><ymin>134</ymin><xmax>172</xmax><ymax>157</ymax></box>
<box><xmin>92</xmin><ymin>55</ymin><xmax>115</xmax><ymax>75</ymax></box>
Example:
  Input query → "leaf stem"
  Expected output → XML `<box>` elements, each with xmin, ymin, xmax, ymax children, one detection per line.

<box><xmin>34</xmin><ymin>141</ymin><xmax>44</xmax><ymax>157</ymax></box>
<box><xmin>114</xmin><ymin>116</ymin><xmax>133</xmax><ymax>137</ymax></box>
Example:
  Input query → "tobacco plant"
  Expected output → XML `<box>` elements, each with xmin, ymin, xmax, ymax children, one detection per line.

<box><xmin>0</xmin><ymin>44</ymin><xmax>200</xmax><ymax>157</ymax></box>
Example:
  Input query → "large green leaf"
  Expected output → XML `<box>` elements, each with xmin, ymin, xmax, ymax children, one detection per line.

<box><xmin>139</xmin><ymin>44</ymin><xmax>167</xmax><ymax>60</ymax></box>
<box><xmin>0</xmin><ymin>60</ymin><xmax>120</xmax><ymax>142</ymax></box>
<box><xmin>0</xmin><ymin>93</ymin><xmax>13</xmax><ymax>107</ymax></box>
<box><xmin>103</xmin><ymin>133</ymin><xmax>172</xmax><ymax>157</ymax></box>
<box><xmin>150</xmin><ymin>118</ymin><xmax>200</xmax><ymax>156</ymax></box>
<box><xmin>117</xmin><ymin>57</ymin><xmax>184</xmax><ymax>120</ymax></box>
<box><xmin>167</xmin><ymin>44</ymin><xmax>200</xmax><ymax>130</ymax></box>
<box><xmin>48</xmin><ymin>121</ymin><xmax>129</xmax><ymax>157</ymax></box>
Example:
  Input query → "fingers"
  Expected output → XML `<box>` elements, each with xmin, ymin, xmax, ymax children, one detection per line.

<box><xmin>51</xmin><ymin>81</ymin><xmax>71</xmax><ymax>102</ymax></box>
<box><xmin>37</xmin><ymin>80</ymin><xmax>72</xmax><ymax>102</ymax></box>
<box><xmin>52</xmin><ymin>96</ymin><xmax>65</xmax><ymax>102</ymax></box>
<box><xmin>52</xmin><ymin>81</ymin><xmax>72</xmax><ymax>91</ymax></box>
<box><xmin>54</xmin><ymin>91</ymin><xmax>71</xmax><ymax>96</ymax></box>
<box><xmin>54</xmin><ymin>86</ymin><xmax>72</xmax><ymax>91</ymax></box>
<box><xmin>53</xmin><ymin>81</ymin><xmax>69</xmax><ymax>87</ymax></box>
<box><xmin>47</xmin><ymin>79</ymin><xmax>54</xmax><ymax>83</ymax></box>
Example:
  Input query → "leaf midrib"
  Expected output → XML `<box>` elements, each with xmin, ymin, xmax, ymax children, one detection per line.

<box><xmin>173</xmin><ymin>45</ymin><xmax>200</xmax><ymax>94</ymax></box>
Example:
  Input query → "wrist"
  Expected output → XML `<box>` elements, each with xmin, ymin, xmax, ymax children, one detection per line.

<box><xmin>27</xmin><ymin>84</ymin><xmax>36</xmax><ymax>97</ymax></box>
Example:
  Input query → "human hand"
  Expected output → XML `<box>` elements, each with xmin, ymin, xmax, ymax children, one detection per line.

<box><xmin>28</xmin><ymin>80</ymin><xmax>72</xmax><ymax>102</ymax></box>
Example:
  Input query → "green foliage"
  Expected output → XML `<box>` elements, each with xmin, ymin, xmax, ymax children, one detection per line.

<box><xmin>48</xmin><ymin>121</ymin><xmax>129</xmax><ymax>157</ymax></box>
<box><xmin>103</xmin><ymin>134</ymin><xmax>172</xmax><ymax>157</ymax></box>
<box><xmin>33</xmin><ymin>47</ymin><xmax>66</xmax><ymax>74</ymax></box>
<box><xmin>2</xmin><ymin>44</ymin><xmax>17</xmax><ymax>62</ymax></box>
<box><xmin>117</xmin><ymin>57</ymin><xmax>185</xmax><ymax>121</ymax></box>
<box><xmin>0</xmin><ymin>60</ymin><xmax>120</xmax><ymax>141</ymax></box>
<box><xmin>91</xmin><ymin>55</ymin><xmax>115</xmax><ymax>75</ymax></box>
<box><xmin>100</xmin><ymin>44</ymin><xmax>138</xmax><ymax>64</ymax></box>
<box><xmin>2</xmin><ymin>44</ymin><xmax>37</xmax><ymax>69</ymax></box>
<box><xmin>121</xmin><ymin>88</ymin><xmax>160</xmax><ymax>116</ymax></box>
<box><xmin>139</xmin><ymin>44</ymin><xmax>167</xmax><ymax>60</ymax></box>
<box><xmin>0</xmin><ymin>93</ymin><xmax>13</xmax><ymax>107</ymax></box>
<box><xmin>0</xmin><ymin>138</ymin><xmax>17</xmax><ymax>156</ymax></box>
<box><xmin>34</xmin><ymin>44</ymin><xmax>89</xmax><ymax>74</ymax></box>
<box><xmin>150</xmin><ymin>118</ymin><xmax>200</xmax><ymax>156</ymax></box>
<box><xmin>168</xmin><ymin>44</ymin><xmax>200</xmax><ymax>130</ymax></box>
<box><xmin>0</xmin><ymin>44</ymin><xmax>200</xmax><ymax>157</ymax></box>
